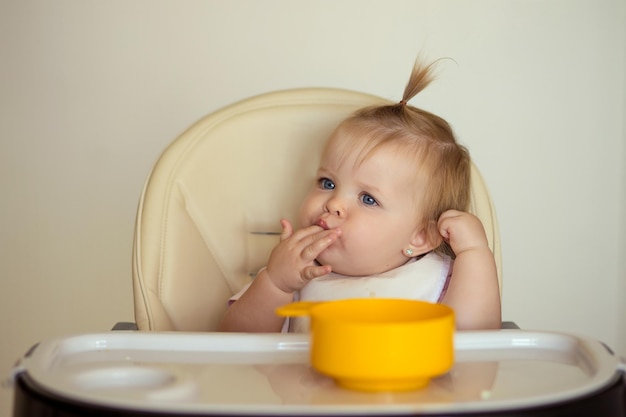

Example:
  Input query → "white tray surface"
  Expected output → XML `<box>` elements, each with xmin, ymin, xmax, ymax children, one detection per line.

<box><xmin>18</xmin><ymin>330</ymin><xmax>621</xmax><ymax>415</ymax></box>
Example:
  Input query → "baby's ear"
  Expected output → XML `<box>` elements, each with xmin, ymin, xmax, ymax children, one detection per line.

<box><xmin>409</xmin><ymin>221</ymin><xmax>442</xmax><ymax>255</ymax></box>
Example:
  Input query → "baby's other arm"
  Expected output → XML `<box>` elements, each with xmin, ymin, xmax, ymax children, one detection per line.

<box><xmin>438</xmin><ymin>210</ymin><xmax>501</xmax><ymax>330</ymax></box>
<box><xmin>218</xmin><ymin>220</ymin><xmax>339</xmax><ymax>332</ymax></box>
<box><xmin>218</xmin><ymin>268</ymin><xmax>294</xmax><ymax>332</ymax></box>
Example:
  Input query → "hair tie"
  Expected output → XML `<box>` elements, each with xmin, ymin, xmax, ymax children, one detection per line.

<box><xmin>399</xmin><ymin>99</ymin><xmax>408</xmax><ymax>106</ymax></box>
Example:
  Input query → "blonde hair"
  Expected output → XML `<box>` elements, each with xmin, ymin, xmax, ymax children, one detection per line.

<box><xmin>325</xmin><ymin>59</ymin><xmax>470</xmax><ymax>257</ymax></box>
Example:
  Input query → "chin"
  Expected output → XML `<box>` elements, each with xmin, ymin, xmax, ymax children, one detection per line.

<box><xmin>317</xmin><ymin>251</ymin><xmax>384</xmax><ymax>277</ymax></box>
<box><xmin>324</xmin><ymin>258</ymin><xmax>400</xmax><ymax>277</ymax></box>
<box><xmin>319</xmin><ymin>259</ymin><xmax>372</xmax><ymax>277</ymax></box>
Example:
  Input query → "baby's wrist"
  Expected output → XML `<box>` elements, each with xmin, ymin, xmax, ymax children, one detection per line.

<box><xmin>258</xmin><ymin>268</ymin><xmax>295</xmax><ymax>296</ymax></box>
<box><xmin>453</xmin><ymin>244</ymin><xmax>491</xmax><ymax>257</ymax></box>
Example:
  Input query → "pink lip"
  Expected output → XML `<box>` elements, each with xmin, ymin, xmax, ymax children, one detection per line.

<box><xmin>316</xmin><ymin>219</ymin><xmax>329</xmax><ymax>230</ymax></box>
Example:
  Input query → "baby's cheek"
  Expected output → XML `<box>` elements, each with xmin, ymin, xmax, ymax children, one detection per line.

<box><xmin>297</xmin><ymin>196</ymin><xmax>320</xmax><ymax>228</ymax></box>
<box><xmin>296</xmin><ymin>209</ymin><xmax>309</xmax><ymax>229</ymax></box>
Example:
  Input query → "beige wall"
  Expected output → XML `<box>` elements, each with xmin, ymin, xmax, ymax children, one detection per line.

<box><xmin>1</xmin><ymin>0</ymin><xmax>625</xmax><ymax>414</ymax></box>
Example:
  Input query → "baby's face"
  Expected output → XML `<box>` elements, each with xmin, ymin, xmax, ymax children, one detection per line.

<box><xmin>298</xmin><ymin>136</ymin><xmax>430</xmax><ymax>276</ymax></box>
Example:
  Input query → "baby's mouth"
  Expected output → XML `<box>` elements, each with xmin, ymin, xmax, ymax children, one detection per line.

<box><xmin>315</xmin><ymin>218</ymin><xmax>329</xmax><ymax>230</ymax></box>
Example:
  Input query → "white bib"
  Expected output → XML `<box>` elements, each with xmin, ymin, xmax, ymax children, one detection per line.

<box><xmin>291</xmin><ymin>252</ymin><xmax>452</xmax><ymax>332</ymax></box>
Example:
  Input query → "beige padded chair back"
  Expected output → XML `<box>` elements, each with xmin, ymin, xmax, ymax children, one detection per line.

<box><xmin>132</xmin><ymin>88</ymin><xmax>502</xmax><ymax>331</ymax></box>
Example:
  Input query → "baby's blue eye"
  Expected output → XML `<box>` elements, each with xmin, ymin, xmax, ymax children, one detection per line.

<box><xmin>319</xmin><ymin>178</ymin><xmax>335</xmax><ymax>190</ymax></box>
<box><xmin>361</xmin><ymin>194</ymin><xmax>378</xmax><ymax>206</ymax></box>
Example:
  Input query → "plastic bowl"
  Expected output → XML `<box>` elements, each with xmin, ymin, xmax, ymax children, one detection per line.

<box><xmin>276</xmin><ymin>298</ymin><xmax>454</xmax><ymax>392</ymax></box>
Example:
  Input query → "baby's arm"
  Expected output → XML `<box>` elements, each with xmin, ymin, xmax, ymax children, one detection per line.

<box><xmin>219</xmin><ymin>219</ymin><xmax>340</xmax><ymax>332</ymax></box>
<box><xmin>438</xmin><ymin>210</ymin><xmax>502</xmax><ymax>330</ymax></box>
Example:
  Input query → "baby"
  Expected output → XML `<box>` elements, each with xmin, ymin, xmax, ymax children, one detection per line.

<box><xmin>219</xmin><ymin>59</ymin><xmax>501</xmax><ymax>332</ymax></box>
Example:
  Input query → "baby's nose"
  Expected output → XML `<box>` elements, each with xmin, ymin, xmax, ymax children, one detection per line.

<box><xmin>324</xmin><ymin>196</ymin><xmax>345</xmax><ymax>217</ymax></box>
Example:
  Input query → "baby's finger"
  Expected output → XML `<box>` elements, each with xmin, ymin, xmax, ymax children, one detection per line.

<box><xmin>437</xmin><ymin>217</ymin><xmax>450</xmax><ymax>240</ymax></box>
<box><xmin>289</xmin><ymin>223</ymin><xmax>325</xmax><ymax>240</ymax></box>
<box><xmin>279</xmin><ymin>219</ymin><xmax>293</xmax><ymax>242</ymax></box>
<box><xmin>437</xmin><ymin>210</ymin><xmax>459</xmax><ymax>226</ymax></box>
<box><xmin>301</xmin><ymin>229</ymin><xmax>340</xmax><ymax>260</ymax></box>
<box><xmin>438</xmin><ymin>210</ymin><xmax>462</xmax><ymax>240</ymax></box>
<box><xmin>302</xmin><ymin>264</ymin><xmax>332</xmax><ymax>281</ymax></box>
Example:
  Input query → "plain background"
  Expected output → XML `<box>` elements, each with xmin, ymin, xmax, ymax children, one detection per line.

<box><xmin>1</xmin><ymin>0</ymin><xmax>625</xmax><ymax>414</ymax></box>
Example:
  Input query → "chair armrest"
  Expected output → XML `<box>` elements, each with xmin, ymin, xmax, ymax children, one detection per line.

<box><xmin>112</xmin><ymin>322</ymin><xmax>139</xmax><ymax>331</ymax></box>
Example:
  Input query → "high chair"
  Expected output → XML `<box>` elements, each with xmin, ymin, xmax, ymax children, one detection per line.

<box><xmin>131</xmin><ymin>88</ymin><xmax>502</xmax><ymax>331</ymax></box>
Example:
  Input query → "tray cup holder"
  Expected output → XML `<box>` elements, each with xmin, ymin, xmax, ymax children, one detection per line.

<box><xmin>72</xmin><ymin>367</ymin><xmax>175</xmax><ymax>390</ymax></box>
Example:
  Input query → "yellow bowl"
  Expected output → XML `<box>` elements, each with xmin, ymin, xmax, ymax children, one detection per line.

<box><xmin>276</xmin><ymin>298</ymin><xmax>454</xmax><ymax>392</ymax></box>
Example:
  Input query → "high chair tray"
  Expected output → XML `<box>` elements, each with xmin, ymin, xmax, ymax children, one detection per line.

<box><xmin>11</xmin><ymin>331</ymin><xmax>626</xmax><ymax>416</ymax></box>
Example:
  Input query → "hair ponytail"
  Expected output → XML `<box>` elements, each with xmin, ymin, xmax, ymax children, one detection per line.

<box><xmin>400</xmin><ymin>57</ymin><xmax>454</xmax><ymax>106</ymax></box>
<box><xmin>400</xmin><ymin>60</ymin><xmax>435</xmax><ymax>105</ymax></box>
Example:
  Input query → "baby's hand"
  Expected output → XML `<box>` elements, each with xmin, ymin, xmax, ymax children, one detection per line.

<box><xmin>264</xmin><ymin>219</ymin><xmax>340</xmax><ymax>293</ymax></box>
<box><xmin>437</xmin><ymin>210</ymin><xmax>489</xmax><ymax>256</ymax></box>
